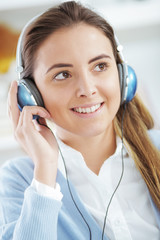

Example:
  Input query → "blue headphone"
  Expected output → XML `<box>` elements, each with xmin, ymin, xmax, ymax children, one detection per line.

<box><xmin>16</xmin><ymin>14</ymin><xmax>137</xmax><ymax>110</ymax></box>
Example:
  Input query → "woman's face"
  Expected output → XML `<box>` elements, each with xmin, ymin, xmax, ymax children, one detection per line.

<box><xmin>33</xmin><ymin>23</ymin><xmax>120</xmax><ymax>139</ymax></box>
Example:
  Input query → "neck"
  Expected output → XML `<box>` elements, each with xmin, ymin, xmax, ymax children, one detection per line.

<box><xmin>56</xmin><ymin>125</ymin><xmax>117</xmax><ymax>175</ymax></box>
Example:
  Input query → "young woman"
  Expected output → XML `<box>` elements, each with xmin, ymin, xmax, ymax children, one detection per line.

<box><xmin>0</xmin><ymin>1</ymin><xmax>160</xmax><ymax>239</ymax></box>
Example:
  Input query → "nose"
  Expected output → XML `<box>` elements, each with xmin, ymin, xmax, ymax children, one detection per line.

<box><xmin>76</xmin><ymin>72</ymin><xmax>97</xmax><ymax>98</ymax></box>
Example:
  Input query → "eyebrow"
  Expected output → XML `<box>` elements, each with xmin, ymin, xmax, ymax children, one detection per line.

<box><xmin>88</xmin><ymin>54</ymin><xmax>111</xmax><ymax>64</ymax></box>
<box><xmin>46</xmin><ymin>63</ymin><xmax>73</xmax><ymax>74</ymax></box>
<box><xmin>45</xmin><ymin>54</ymin><xmax>111</xmax><ymax>74</ymax></box>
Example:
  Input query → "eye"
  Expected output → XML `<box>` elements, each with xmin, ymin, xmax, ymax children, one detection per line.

<box><xmin>94</xmin><ymin>62</ymin><xmax>108</xmax><ymax>72</ymax></box>
<box><xmin>54</xmin><ymin>71</ymin><xmax>71</xmax><ymax>81</ymax></box>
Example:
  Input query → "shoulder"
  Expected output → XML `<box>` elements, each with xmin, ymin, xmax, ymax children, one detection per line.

<box><xmin>148</xmin><ymin>129</ymin><xmax>160</xmax><ymax>151</ymax></box>
<box><xmin>0</xmin><ymin>157</ymin><xmax>34</xmax><ymax>189</ymax></box>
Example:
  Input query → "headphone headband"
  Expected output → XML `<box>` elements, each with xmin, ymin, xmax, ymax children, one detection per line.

<box><xmin>16</xmin><ymin>13</ymin><xmax>43</xmax><ymax>79</ymax></box>
<box><xmin>16</xmin><ymin>11</ymin><xmax>137</xmax><ymax>106</ymax></box>
<box><xmin>16</xmin><ymin>13</ymin><xmax>126</xmax><ymax>76</ymax></box>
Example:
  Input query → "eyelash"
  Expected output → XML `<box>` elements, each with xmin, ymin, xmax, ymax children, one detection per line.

<box><xmin>52</xmin><ymin>62</ymin><xmax>108</xmax><ymax>81</ymax></box>
<box><xmin>53</xmin><ymin>71</ymin><xmax>71</xmax><ymax>81</ymax></box>
<box><xmin>94</xmin><ymin>62</ymin><xmax>108</xmax><ymax>72</ymax></box>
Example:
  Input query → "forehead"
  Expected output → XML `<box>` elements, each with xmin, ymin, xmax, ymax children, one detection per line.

<box><xmin>34</xmin><ymin>23</ymin><xmax>114</xmax><ymax>66</ymax></box>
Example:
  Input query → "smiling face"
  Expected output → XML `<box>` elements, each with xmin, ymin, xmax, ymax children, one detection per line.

<box><xmin>33</xmin><ymin>23</ymin><xmax>120</xmax><ymax>140</ymax></box>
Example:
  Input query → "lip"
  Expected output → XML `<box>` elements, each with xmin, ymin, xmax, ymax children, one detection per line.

<box><xmin>71</xmin><ymin>102</ymin><xmax>104</xmax><ymax>119</ymax></box>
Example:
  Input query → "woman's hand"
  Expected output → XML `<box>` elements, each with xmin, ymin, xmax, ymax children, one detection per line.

<box><xmin>7</xmin><ymin>80</ymin><xmax>59</xmax><ymax>187</ymax></box>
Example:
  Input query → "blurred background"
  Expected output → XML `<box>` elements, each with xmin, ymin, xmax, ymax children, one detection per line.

<box><xmin>0</xmin><ymin>0</ymin><xmax>160</xmax><ymax>165</ymax></box>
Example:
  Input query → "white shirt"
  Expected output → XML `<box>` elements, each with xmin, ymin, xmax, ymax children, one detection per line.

<box><xmin>32</xmin><ymin>136</ymin><xmax>160</xmax><ymax>240</ymax></box>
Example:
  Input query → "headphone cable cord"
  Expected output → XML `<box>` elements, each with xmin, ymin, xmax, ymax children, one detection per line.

<box><xmin>37</xmin><ymin>103</ymin><xmax>126</xmax><ymax>240</ymax></box>
<box><xmin>37</xmin><ymin>118</ymin><xmax>92</xmax><ymax>239</ymax></box>
<box><xmin>102</xmin><ymin>102</ymin><xmax>126</xmax><ymax>239</ymax></box>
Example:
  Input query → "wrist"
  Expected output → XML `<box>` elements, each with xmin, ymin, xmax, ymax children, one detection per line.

<box><xmin>34</xmin><ymin>162</ymin><xmax>58</xmax><ymax>188</ymax></box>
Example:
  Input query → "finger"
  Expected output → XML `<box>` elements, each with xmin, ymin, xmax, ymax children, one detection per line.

<box><xmin>18</xmin><ymin>107</ymin><xmax>52</xmax><ymax>155</ymax></box>
<box><xmin>18</xmin><ymin>106</ymin><xmax>50</xmax><ymax>132</ymax></box>
<box><xmin>7</xmin><ymin>81</ymin><xmax>20</xmax><ymax>130</ymax></box>
<box><xmin>32</xmin><ymin>118</ymin><xmax>47</xmax><ymax>132</ymax></box>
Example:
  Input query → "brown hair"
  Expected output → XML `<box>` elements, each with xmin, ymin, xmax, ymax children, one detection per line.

<box><xmin>21</xmin><ymin>1</ymin><xmax>160</xmax><ymax>209</ymax></box>
<box><xmin>21</xmin><ymin>1</ymin><xmax>119</xmax><ymax>80</ymax></box>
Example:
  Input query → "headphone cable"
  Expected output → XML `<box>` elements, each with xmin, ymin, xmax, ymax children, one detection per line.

<box><xmin>37</xmin><ymin>118</ymin><xmax>92</xmax><ymax>239</ymax></box>
<box><xmin>37</xmin><ymin>103</ymin><xmax>126</xmax><ymax>240</ymax></box>
<box><xmin>58</xmin><ymin>145</ymin><xmax>92</xmax><ymax>240</ymax></box>
<box><xmin>102</xmin><ymin>103</ymin><xmax>126</xmax><ymax>239</ymax></box>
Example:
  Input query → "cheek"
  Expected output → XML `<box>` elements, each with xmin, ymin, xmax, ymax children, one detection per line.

<box><xmin>41</xmin><ymin>87</ymin><xmax>69</xmax><ymax>118</ymax></box>
<box><xmin>102</xmin><ymin>74</ymin><xmax>121</xmax><ymax>103</ymax></box>
<box><xmin>43</xmin><ymin>94</ymin><xmax>61</xmax><ymax>113</ymax></box>
<box><xmin>38</xmin><ymin>86</ymin><xmax>57</xmax><ymax>111</ymax></box>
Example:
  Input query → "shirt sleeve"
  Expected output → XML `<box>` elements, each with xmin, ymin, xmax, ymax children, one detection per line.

<box><xmin>31</xmin><ymin>178</ymin><xmax>63</xmax><ymax>201</ymax></box>
<box><xmin>0</xmin><ymin>157</ymin><xmax>62</xmax><ymax>240</ymax></box>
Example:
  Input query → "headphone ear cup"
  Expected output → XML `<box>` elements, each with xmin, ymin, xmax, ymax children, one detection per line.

<box><xmin>17</xmin><ymin>78</ymin><xmax>45</xmax><ymax>111</ymax></box>
<box><xmin>126</xmin><ymin>65</ymin><xmax>137</xmax><ymax>103</ymax></box>
<box><xmin>118</xmin><ymin>63</ymin><xmax>137</xmax><ymax>105</ymax></box>
<box><xmin>117</xmin><ymin>63</ymin><xmax>125</xmax><ymax>105</ymax></box>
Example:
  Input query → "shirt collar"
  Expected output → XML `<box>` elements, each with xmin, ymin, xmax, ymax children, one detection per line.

<box><xmin>55</xmin><ymin>131</ymin><xmax>128</xmax><ymax>165</ymax></box>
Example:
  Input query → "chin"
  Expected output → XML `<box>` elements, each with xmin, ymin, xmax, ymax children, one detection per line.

<box><xmin>73</xmin><ymin>123</ymin><xmax>112</xmax><ymax>138</ymax></box>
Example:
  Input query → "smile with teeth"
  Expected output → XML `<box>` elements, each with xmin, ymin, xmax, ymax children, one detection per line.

<box><xmin>73</xmin><ymin>103</ymin><xmax>102</xmax><ymax>114</ymax></box>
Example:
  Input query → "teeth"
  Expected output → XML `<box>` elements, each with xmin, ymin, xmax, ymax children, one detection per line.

<box><xmin>74</xmin><ymin>103</ymin><xmax>101</xmax><ymax>113</ymax></box>
<box><xmin>91</xmin><ymin>106</ymin><xmax>95</xmax><ymax>112</ymax></box>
